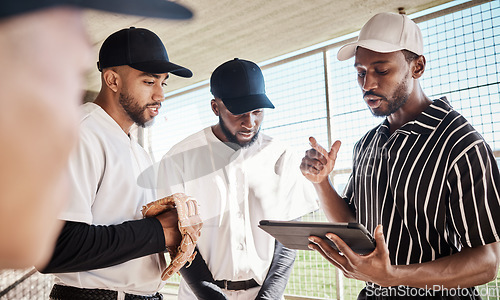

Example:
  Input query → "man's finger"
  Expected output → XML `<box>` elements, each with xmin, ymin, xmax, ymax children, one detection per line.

<box><xmin>308</xmin><ymin>236</ymin><xmax>347</xmax><ymax>264</ymax></box>
<box><xmin>302</xmin><ymin>155</ymin><xmax>325</xmax><ymax>171</ymax></box>
<box><xmin>309</xmin><ymin>137</ymin><xmax>331</xmax><ymax>160</ymax></box>
<box><xmin>300</xmin><ymin>162</ymin><xmax>318</xmax><ymax>175</ymax></box>
<box><xmin>326</xmin><ymin>233</ymin><xmax>358</xmax><ymax>264</ymax></box>
<box><xmin>305</xmin><ymin>149</ymin><xmax>327</xmax><ymax>165</ymax></box>
<box><xmin>373</xmin><ymin>224</ymin><xmax>387</xmax><ymax>253</ymax></box>
<box><xmin>329</xmin><ymin>140</ymin><xmax>342</xmax><ymax>161</ymax></box>
<box><xmin>308</xmin><ymin>242</ymin><xmax>345</xmax><ymax>271</ymax></box>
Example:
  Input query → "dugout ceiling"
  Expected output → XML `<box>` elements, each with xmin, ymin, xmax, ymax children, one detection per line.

<box><xmin>82</xmin><ymin>0</ymin><xmax>456</xmax><ymax>96</ymax></box>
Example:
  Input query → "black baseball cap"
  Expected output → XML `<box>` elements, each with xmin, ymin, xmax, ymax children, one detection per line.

<box><xmin>1</xmin><ymin>0</ymin><xmax>192</xmax><ymax>20</ymax></box>
<box><xmin>97</xmin><ymin>27</ymin><xmax>192</xmax><ymax>78</ymax></box>
<box><xmin>210</xmin><ymin>58</ymin><xmax>274</xmax><ymax>115</ymax></box>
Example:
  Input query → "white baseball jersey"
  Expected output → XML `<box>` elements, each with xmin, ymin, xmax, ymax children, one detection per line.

<box><xmin>158</xmin><ymin>126</ymin><xmax>319</xmax><ymax>299</ymax></box>
<box><xmin>55</xmin><ymin>103</ymin><xmax>165</xmax><ymax>296</ymax></box>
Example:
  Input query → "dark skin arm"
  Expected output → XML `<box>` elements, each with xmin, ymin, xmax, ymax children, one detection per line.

<box><xmin>302</xmin><ymin>136</ymin><xmax>500</xmax><ymax>289</ymax></box>
<box><xmin>309</xmin><ymin>225</ymin><xmax>500</xmax><ymax>289</ymax></box>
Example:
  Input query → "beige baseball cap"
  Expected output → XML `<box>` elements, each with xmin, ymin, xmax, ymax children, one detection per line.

<box><xmin>337</xmin><ymin>12</ymin><xmax>423</xmax><ymax>61</ymax></box>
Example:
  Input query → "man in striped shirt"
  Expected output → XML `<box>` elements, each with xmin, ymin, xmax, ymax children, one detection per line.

<box><xmin>301</xmin><ymin>12</ymin><xmax>500</xmax><ymax>299</ymax></box>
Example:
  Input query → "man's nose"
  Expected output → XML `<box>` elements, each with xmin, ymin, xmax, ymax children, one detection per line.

<box><xmin>153</xmin><ymin>84</ymin><xmax>165</xmax><ymax>102</ymax></box>
<box><xmin>361</xmin><ymin>73</ymin><xmax>378</xmax><ymax>92</ymax></box>
<box><xmin>241</xmin><ymin>113</ymin><xmax>256</xmax><ymax>129</ymax></box>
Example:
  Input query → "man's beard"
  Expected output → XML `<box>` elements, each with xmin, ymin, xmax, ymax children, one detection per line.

<box><xmin>119</xmin><ymin>93</ymin><xmax>155</xmax><ymax>128</ymax></box>
<box><xmin>367</xmin><ymin>75</ymin><xmax>410</xmax><ymax>117</ymax></box>
<box><xmin>219</xmin><ymin>116</ymin><xmax>260</xmax><ymax>149</ymax></box>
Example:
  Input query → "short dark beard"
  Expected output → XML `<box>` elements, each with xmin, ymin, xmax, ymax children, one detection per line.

<box><xmin>368</xmin><ymin>73</ymin><xmax>410</xmax><ymax>117</ymax></box>
<box><xmin>386</xmin><ymin>79</ymin><xmax>410</xmax><ymax>115</ymax></box>
<box><xmin>119</xmin><ymin>92</ymin><xmax>149</xmax><ymax>127</ymax></box>
<box><xmin>219</xmin><ymin>116</ymin><xmax>260</xmax><ymax>149</ymax></box>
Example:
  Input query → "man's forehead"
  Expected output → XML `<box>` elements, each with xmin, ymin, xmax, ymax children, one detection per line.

<box><xmin>140</xmin><ymin>72</ymin><xmax>169</xmax><ymax>80</ymax></box>
<box><xmin>236</xmin><ymin>108</ymin><xmax>263</xmax><ymax>115</ymax></box>
<box><xmin>354</xmin><ymin>47</ymin><xmax>403</xmax><ymax>65</ymax></box>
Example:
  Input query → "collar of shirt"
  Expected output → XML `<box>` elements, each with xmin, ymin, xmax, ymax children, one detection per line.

<box><xmin>83</xmin><ymin>102</ymin><xmax>132</xmax><ymax>143</ymax></box>
<box><xmin>377</xmin><ymin>97</ymin><xmax>451</xmax><ymax>138</ymax></box>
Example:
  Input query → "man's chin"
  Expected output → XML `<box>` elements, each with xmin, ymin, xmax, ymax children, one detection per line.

<box><xmin>238</xmin><ymin>134</ymin><xmax>259</xmax><ymax>148</ymax></box>
<box><xmin>369</xmin><ymin>106</ymin><xmax>390</xmax><ymax>117</ymax></box>
<box><xmin>136</xmin><ymin>118</ymin><xmax>155</xmax><ymax>128</ymax></box>
<box><xmin>238</xmin><ymin>140</ymin><xmax>253</xmax><ymax>148</ymax></box>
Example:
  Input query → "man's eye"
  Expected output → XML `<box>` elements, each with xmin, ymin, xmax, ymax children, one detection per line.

<box><xmin>357</xmin><ymin>72</ymin><xmax>366</xmax><ymax>78</ymax></box>
<box><xmin>376</xmin><ymin>69</ymin><xmax>388</xmax><ymax>75</ymax></box>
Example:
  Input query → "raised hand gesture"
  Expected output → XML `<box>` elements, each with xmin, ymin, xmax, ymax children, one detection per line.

<box><xmin>300</xmin><ymin>137</ymin><xmax>341</xmax><ymax>184</ymax></box>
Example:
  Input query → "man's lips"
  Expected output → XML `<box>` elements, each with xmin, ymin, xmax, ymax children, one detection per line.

<box><xmin>238</xmin><ymin>131</ymin><xmax>255</xmax><ymax>139</ymax></box>
<box><xmin>364</xmin><ymin>96</ymin><xmax>383</xmax><ymax>109</ymax></box>
<box><xmin>146</xmin><ymin>104</ymin><xmax>161</xmax><ymax>117</ymax></box>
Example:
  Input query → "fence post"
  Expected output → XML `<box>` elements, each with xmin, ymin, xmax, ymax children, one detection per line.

<box><xmin>335</xmin><ymin>268</ymin><xmax>344</xmax><ymax>300</ymax></box>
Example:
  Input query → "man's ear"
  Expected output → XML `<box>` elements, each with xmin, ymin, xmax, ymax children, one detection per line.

<box><xmin>102</xmin><ymin>69</ymin><xmax>120</xmax><ymax>93</ymax></box>
<box><xmin>211</xmin><ymin>99</ymin><xmax>219</xmax><ymax>116</ymax></box>
<box><xmin>412</xmin><ymin>55</ymin><xmax>426</xmax><ymax>79</ymax></box>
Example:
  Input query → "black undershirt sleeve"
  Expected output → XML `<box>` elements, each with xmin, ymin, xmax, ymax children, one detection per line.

<box><xmin>179</xmin><ymin>240</ymin><xmax>296</xmax><ymax>299</ymax></box>
<box><xmin>179</xmin><ymin>248</ymin><xmax>228</xmax><ymax>299</ymax></box>
<box><xmin>38</xmin><ymin>218</ymin><xmax>165</xmax><ymax>274</ymax></box>
<box><xmin>256</xmin><ymin>239</ymin><xmax>297</xmax><ymax>299</ymax></box>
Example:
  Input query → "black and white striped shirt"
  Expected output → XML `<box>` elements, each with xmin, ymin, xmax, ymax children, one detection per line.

<box><xmin>343</xmin><ymin>97</ymin><xmax>500</xmax><ymax>266</ymax></box>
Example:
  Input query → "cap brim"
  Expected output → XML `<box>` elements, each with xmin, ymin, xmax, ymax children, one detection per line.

<box><xmin>129</xmin><ymin>61</ymin><xmax>193</xmax><ymax>78</ymax></box>
<box><xmin>1</xmin><ymin>0</ymin><xmax>193</xmax><ymax>20</ymax></box>
<box><xmin>337</xmin><ymin>40</ymin><xmax>405</xmax><ymax>61</ymax></box>
<box><xmin>336</xmin><ymin>42</ymin><xmax>357</xmax><ymax>61</ymax></box>
<box><xmin>222</xmin><ymin>94</ymin><xmax>275</xmax><ymax>115</ymax></box>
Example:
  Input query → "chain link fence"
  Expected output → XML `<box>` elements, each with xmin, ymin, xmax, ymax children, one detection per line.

<box><xmin>0</xmin><ymin>268</ymin><xmax>53</xmax><ymax>299</ymax></box>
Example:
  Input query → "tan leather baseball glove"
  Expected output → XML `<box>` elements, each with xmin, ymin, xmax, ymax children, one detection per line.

<box><xmin>142</xmin><ymin>193</ymin><xmax>202</xmax><ymax>280</ymax></box>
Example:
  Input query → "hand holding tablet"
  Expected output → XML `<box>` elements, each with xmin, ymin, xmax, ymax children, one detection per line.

<box><xmin>259</xmin><ymin>220</ymin><xmax>376</xmax><ymax>255</ymax></box>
